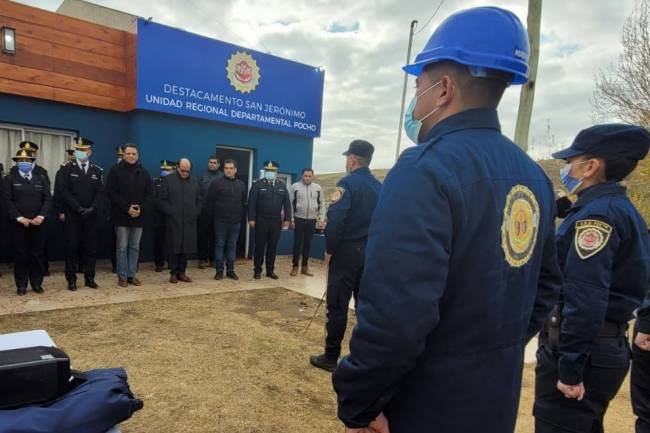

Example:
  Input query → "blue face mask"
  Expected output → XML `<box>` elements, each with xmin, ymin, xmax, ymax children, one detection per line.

<box><xmin>560</xmin><ymin>160</ymin><xmax>590</xmax><ymax>194</ymax></box>
<box><xmin>161</xmin><ymin>170</ymin><xmax>171</xmax><ymax>177</ymax></box>
<box><xmin>265</xmin><ymin>171</ymin><xmax>277</xmax><ymax>181</ymax></box>
<box><xmin>17</xmin><ymin>161</ymin><xmax>33</xmax><ymax>174</ymax></box>
<box><xmin>404</xmin><ymin>80</ymin><xmax>442</xmax><ymax>144</ymax></box>
<box><xmin>75</xmin><ymin>150</ymin><xmax>89</xmax><ymax>162</ymax></box>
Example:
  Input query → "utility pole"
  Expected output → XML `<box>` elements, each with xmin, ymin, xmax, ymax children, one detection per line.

<box><xmin>395</xmin><ymin>20</ymin><xmax>418</xmax><ymax>162</ymax></box>
<box><xmin>514</xmin><ymin>0</ymin><xmax>542</xmax><ymax>152</ymax></box>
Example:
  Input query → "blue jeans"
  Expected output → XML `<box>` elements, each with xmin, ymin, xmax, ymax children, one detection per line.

<box><xmin>214</xmin><ymin>222</ymin><xmax>240</xmax><ymax>272</ymax></box>
<box><xmin>115</xmin><ymin>226</ymin><xmax>143</xmax><ymax>279</ymax></box>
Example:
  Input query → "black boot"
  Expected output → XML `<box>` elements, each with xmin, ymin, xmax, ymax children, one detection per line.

<box><xmin>68</xmin><ymin>280</ymin><xmax>78</xmax><ymax>291</ymax></box>
<box><xmin>84</xmin><ymin>278</ymin><xmax>98</xmax><ymax>289</ymax></box>
<box><xmin>254</xmin><ymin>272</ymin><xmax>261</xmax><ymax>280</ymax></box>
<box><xmin>226</xmin><ymin>271</ymin><xmax>239</xmax><ymax>280</ymax></box>
<box><xmin>214</xmin><ymin>271</ymin><xmax>224</xmax><ymax>280</ymax></box>
<box><xmin>309</xmin><ymin>354</ymin><xmax>337</xmax><ymax>372</ymax></box>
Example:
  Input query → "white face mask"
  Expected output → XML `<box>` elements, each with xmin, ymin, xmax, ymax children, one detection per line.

<box><xmin>404</xmin><ymin>80</ymin><xmax>442</xmax><ymax>144</ymax></box>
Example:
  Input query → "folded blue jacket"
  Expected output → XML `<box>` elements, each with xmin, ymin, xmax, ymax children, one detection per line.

<box><xmin>0</xmin><ymin>368</ymin><xmax>143</xmax><ymax>433</ymax></box>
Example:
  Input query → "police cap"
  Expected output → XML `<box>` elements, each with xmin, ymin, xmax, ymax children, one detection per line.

<box><xmin>342</xmin><ymin>139</ymin><xmax>374</xmax><ymax>159</ymax></box>
<box><xmin>18</xmin><ymin>141</ymin><xmax>39</xmax><ymax>153</ymax></box>
<box><xmin>552</xmin><ymin>124</ymin><xmax>650</xmax><ymax>161</ymax></box>
<box><xmin>263</xmin><ymin>160</ymin><xmax>279</xmax><ymax>171</ymax></box>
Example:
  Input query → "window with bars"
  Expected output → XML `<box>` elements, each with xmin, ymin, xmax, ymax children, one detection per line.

<box><xmin>0</xmin><ymin>123</ymin><xmax>75</xmax><ymax>188</ymax></box>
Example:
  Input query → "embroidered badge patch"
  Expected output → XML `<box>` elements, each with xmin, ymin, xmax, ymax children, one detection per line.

<box><xmin>501</xmin><ymin>185</ymin><xmax>540</xmax><ymax>267</ymax></box>
<box><xmin>330</xmin><ymin>187</ymin><xmax>345</xmax><ymax>203</ymax></box>
<box><xmin>574</xmin><ymin>219</ymin><xmax>612</xmax><ymax>259</ymax></box>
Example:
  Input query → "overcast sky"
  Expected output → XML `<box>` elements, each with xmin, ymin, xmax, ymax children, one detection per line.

<box><xmin>17</xmin><ymin>0</ymin><xmax>636</xmax><ymax>172</ymax></box>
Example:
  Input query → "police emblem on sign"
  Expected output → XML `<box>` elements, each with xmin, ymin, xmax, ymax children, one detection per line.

<box><xmin>501</xmin><ymin>185</ymin><xmax>540</xmax><ymax>267</ymax></box>
<box><xmin>226</xmin><ymin>51</ymin><xmax>260</xmax><ymax>94</ymax></box>
<box><xmin>574</xmin><ymin>219</ymin><xmax>612</xmax><ymax>260</ymax></box>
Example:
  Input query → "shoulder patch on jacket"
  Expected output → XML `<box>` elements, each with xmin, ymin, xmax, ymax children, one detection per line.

<box><xmin>574</xmin><ymin>219</ymin><xmax>612</xmax><ymax>260</ymax></box>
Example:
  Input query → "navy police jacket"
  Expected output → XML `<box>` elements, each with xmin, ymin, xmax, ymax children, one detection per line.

<box><xmin>639</xmin><ymin>295</ymin><xmax>650</xmax><ymax>334</ymax></box>
<box><xmin>332</xmin><ymin>108</ymin><xmax>561</xmax><ymax>433</ymax></box>
<box><xmin>555</xmin><ymin>182</ymin><xmax>650</xmax><ymax>384</ymax></box>
<box><xmin>325</xmin><ymin>167</ymin><xmax>381</xmax><ymax>254</ymax></box>
<box><xmin>247</xmin><ymin>178</ymin><xmax>292</xmax><ymax>222</ymax></box>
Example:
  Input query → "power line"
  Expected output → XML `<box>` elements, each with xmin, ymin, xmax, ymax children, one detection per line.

<box><xmin>414</xmin><ymin>0</ymin><xmax>446</xmax><ymax>35</ymax></box>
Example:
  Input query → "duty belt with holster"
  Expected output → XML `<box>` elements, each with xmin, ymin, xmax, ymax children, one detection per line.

<box><xmin>545</xmin><ymin>303</ymin><xmax>628</xmax><ymax>350</ymax></box>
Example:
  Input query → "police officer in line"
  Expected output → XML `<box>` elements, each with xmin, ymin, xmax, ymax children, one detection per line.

<box><xmin>153</xmin><ymin>160</ymin><xmax>176</xmax><ymax>272</ymax></box>
<box><xmin>53</xmin><ymin>149</ymin><xmax>75</xmax><ymax>223</ymax></box>
<box><xmin>309</xmin><ymin>140</ymin><xmax>381</xmax><ymax>372</ymax></box>
<box><xmin>247</xmin><ymin>161</ymin><xmax>291</xmax><ymax>280</ymax></box>
<box><xmin>332</xmin><ymin>8</ymin><xmax>562</xmax><ymax>433</ymax></box>
<box><xmin>2</xmin><ymin>149</ymin><xmax>52</xmax><ymax>296</ymax></box>
<box><xmin>10</xmin><ymin>141</ymin><xmax>52</xmax><ymax>277</ymax></box>
<box><xmin>633</xmin><ymin>291</ymin><xmax>650</xmax><ymax>433</ymax></box>
<box><xmin>533</xmin><ymin>125</ymin><xmax>650</xmax><ymax>433</ymax></box>
<box><xmin>56</xmin><ymin>138</ymin><xmax>104</xmax><ymax>291</ymax></box>
<box><xmin>108</xmin><ymin>145</ymin><xmax>125</xmax><ymax>274</ymax></box>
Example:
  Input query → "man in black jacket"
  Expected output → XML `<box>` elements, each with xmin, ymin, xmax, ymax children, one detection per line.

<box><xmin>205</xmin><ymin>159</ymin><xmax>247</xmax><ymax>280</ymax></box>
<box><xmin>56</xmin><ymin>137</ymin><xmax>104</xmax><ymax>291</ymax></box>
<box><xmin>105</xmin><ymin>143</ymin><xmax>152</xmax><ymax>287</ymax></box>
<box><xmin>3</xmin><ymin>149</ymin><xmax>51</xmax><ymax>295</ymax></box>
<box><xmin>247</xmin><ymin>161</ymin><xmax>291</xmax><ymax>280</ymax></box>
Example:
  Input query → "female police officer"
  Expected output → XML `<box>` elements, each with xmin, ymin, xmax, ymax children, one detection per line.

<box><xmin>534</xmin><ymin>124</ymin><xmax>650</xmax><ymax>432</ymax></box>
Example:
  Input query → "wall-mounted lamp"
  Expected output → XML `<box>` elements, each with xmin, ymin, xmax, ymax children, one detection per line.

<box><xmin>1</xmin><ymin>27</ymin><xmax>16</xmax><ymax>55</ymax></box>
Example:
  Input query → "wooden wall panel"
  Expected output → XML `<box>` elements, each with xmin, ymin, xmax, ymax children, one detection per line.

<box><xmin>0</xmin><ymin>0</ymin><xmax>135</xmax><ymax>112</ymax></box>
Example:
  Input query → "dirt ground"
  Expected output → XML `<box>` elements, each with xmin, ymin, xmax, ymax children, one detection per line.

<box><xmin>0</xmin><ymin>263</ymin><xmax>637</xmax><ymax>432</ymax></box>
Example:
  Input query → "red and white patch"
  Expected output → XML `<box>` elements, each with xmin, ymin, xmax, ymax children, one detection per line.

<box><xmin>574</xmin><ymin>219</ymin><xmax>612</xmax><ymax>260</ymax></box>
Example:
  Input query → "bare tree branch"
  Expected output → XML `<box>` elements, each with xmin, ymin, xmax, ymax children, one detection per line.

<box><xmin>592</xmin><ymin>0</ymin><xmax>650</xmax><ymax>127</ymax></box>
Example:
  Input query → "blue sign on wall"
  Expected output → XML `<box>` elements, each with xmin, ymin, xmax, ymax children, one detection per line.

<box><xmin>136</xmin><ymin>20</ymin><xmax>325</xmax><ymax>138</ymax></box>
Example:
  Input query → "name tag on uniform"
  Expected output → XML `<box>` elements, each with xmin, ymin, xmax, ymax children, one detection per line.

<box><xmin>12</xmin><ymin>183</ymin><xmax>21</xmax><ymax>187</ymax></box>
<box><xmin>91</xmin><ymin>174</ymin><xmax>98</xmax><ymax>180</ymax></box>
<box><xmin>34</xmin><ymin>185</ymin><xmax>43</xmax><ymax>190</ymax></box>
<box><xmin>71</xmin><ymin>173</ymin><xmax>79</xmax><ymax>178</ymax></box>
<box><xmin>260</xmin><ymin>188</ymin><xmax>268</xmax><ymax>192</ymax></box>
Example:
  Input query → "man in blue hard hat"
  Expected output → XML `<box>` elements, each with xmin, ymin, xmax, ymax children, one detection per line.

<box><xmin>332</xmin><ymin>6</ymin><xmax>561</xmax><ymax>433</ymax></box>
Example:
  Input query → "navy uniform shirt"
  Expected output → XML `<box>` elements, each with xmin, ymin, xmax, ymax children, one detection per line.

<box><xmin>2</xmin><ymin>171</ymin><xmax>51</xmax><ymax>220</ymax></box>
<box><xmin>324</xmin><ymin>167</ymin><xmax>381</xmax><ymax>254</ymax></box>
<box><xmin>247</xmin><ymin>178</ymin><xmax>291</xmax><ymax>221</ymax></box>
<box><xmin>639</xmin><ymin>294</ymin><xmax>650</xmax><ymax>334</ymax></box>
<box><xmin>10</xmin><ymin>164</ymin><xmax>50</xmax><ymax>185</ymax></box>
<box><xmin>332</xmin><ymin>108</ymin><xmax>561</xmax><ymax>433</ymax></box>
<box><xmin>56</xmin><ymin>161</ymin><xmax>103</xmax><ymax>213</ymax></box>
<box><xmin>556</xmin><ymin>182</ymin><xmax>650</xmax><ymax>384</ymax></box>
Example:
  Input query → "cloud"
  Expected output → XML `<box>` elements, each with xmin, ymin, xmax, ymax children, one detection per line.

<box><xmin>16</xmin><ymin>0</ymin><xmax>638</xmax><ymax>171</ymax></box>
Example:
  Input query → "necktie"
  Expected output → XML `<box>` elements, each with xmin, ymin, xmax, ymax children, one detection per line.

<box><xmin>81</xmin><ymin>163</ymin><xmax>87</xmax><ymax>174</ymax></box>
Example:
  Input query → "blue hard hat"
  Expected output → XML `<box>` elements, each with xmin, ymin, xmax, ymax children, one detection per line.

<box><xmin>403</xmin><ymin>7</ymin><xmax>530</xmax><ymax>84</ymax></box>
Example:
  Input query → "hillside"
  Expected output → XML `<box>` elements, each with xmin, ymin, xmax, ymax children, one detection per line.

<box><xmin>316</xmin><ymin>159</ymin><xmax>650</xmax><ymax>222</ymax></box>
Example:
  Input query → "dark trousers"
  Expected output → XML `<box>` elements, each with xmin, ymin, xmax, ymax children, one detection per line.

<box><xmin>325</xmin><ymin>241</ymin><xmax>365</xmax><ymax>360</ymax></box>
<box><xmin>214</xmin><ymin>222</ymin><xmax>240</xmax><ymax>272</ymax></box>
<box><xmin>64</xmin><ymin>214</ymin><xmax>98</xmax><ymax>282</ymax></box>
<box><xmin>534</xmin><ymin>337</ymin><xmax>630</xmax><ymax>433</ymax></box>
<box><xmin>292</xmin><ymin>217</ymin><xmax>316</xmax><ymax>267</ymax></box>
<box><xmin>153</xmin><ymin>223</ymin><xmax>166</xmax><ymax>267</ymax></box>
<box><xmin>169</xmin><ymin>253</ymin><xmax>187</xmax><ymax>276</ymax></box>
<box><xmin>197</xmin><ymin>209</ymin><xmax>214</xmax><ymax>262</ymax></box>
<box><xmin>253</xmin><ymin>217</ymin><xmax>281</xmax><ymax>274</ymax></box>
<box><xmin>12</xmin><ymin>222</ymin><xmax>45</xmax><ymax>290</ymax></box>
<box><xmin>632</xmin><ymin>326</ymin><xmax>650</xmax><ymax>433</ymax></box>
